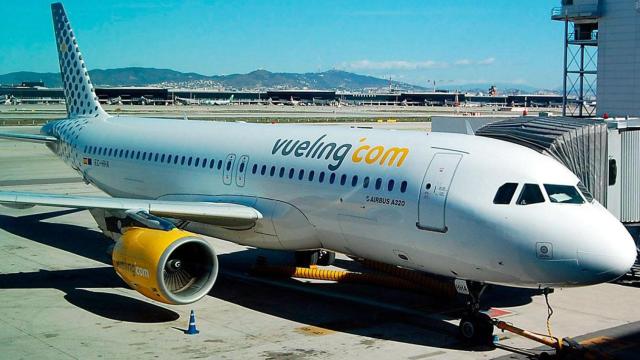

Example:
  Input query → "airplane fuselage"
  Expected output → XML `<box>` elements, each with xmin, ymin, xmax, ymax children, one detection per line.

<box><xmin>41</xmin><ymin>116</ymin><xmax>636</xmax><ymax>289</ymax></box>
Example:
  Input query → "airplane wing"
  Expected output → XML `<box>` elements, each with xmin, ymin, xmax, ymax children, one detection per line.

<box><xmin>0</xmin><ymin>191</ymin><xmax>262</xmax><ymax>227</ymax></box>
<box><xmin>0</xmin><ymin>131</ymin><xmax>58</xmax><ymax>143</ymax></box>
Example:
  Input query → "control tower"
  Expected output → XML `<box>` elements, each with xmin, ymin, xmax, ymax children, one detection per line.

<box><xmin>552</xmin><ymin>0</ymin><xmax>640</xmax><ymax>118</ymax></box>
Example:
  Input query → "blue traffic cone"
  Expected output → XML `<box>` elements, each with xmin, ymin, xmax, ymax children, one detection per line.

<box><xmin>185</xmin><ymin>310</ymin><xmax>200</xmax><ymax>335</ymax></box>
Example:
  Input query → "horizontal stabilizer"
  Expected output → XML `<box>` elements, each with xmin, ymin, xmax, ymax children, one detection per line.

<box><xmin>0</xmin><ymin>191</ymin><xmax>262</xmax><ymax>227</ymax></box>
<box><xmin>0</xmin><ymin>132</ymin><xmax>58</xmax><ymax>143</ymax></box>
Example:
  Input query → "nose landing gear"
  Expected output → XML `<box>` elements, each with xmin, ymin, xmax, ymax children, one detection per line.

<box><xmin>455</xmin><ymin>280</ymin><xmax>495</xmax><ymax>345</ymax></box>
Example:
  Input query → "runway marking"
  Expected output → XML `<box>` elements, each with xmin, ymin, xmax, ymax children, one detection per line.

<box><xmin>295</xmin><ymin>325</ymin><xmax>336</xmax><ymax>336</ymax></box>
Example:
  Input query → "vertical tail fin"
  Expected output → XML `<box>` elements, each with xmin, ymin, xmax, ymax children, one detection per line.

<box><xmin>51</xmin><ymin>3</ymin><xmax>107</xmax><ymax>118</ymax></box>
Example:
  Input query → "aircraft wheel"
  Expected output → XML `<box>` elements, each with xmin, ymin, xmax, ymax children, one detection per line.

<box><xmin>458</xmin><ymin>312</ymin><xmax>494</xmax><ymax>345</ymax></box>
<box><xmin>294</xmin><ymin>250</ymin><xmax>319</xmax><ymax>267</ymax></box>
<box><xmin>317</xmin><ymin>250</ymin><xmax>336</xmax><ymax>266</ymax></box>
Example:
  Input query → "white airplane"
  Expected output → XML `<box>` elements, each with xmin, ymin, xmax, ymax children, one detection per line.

<box><xmin>203</xmin><ymin>94</ymin><xmax>234</xmax><ymax>106</ymax></box>
<box><xmin>0</xmin><ymin>3</ymin><xmax>636</xmax><ymax>344</ymax></box>
<box><xmin>175</xmin><ymin>97</ymin><xmax>201</xmax><ymax>105</ymax></box>
<box><xmin>281</xmin><ymin>96</ymin><xmax>300</xmax><ymax>106</ymax></box>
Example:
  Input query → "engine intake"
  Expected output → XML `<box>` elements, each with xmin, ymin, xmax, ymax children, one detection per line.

<box><xmin>112</xmin><ymin>227</ymin><xmax>218</xmax><ymax>305</ymax></box>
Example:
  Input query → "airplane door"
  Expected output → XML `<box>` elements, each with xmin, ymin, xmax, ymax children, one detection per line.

<box><xmin>236</xmin><ymin>155</ymin><xmax>249</xmax><ymax>187</ymax></box>
<box><xmin>417</xmin><ymin>153</ymin><xmax>462</xmax><ymax>232</ymax></box>
<box><xmin>223</xmin><ymin>154</ymin><xmax>236</xmax><ymax>185</ymax></box>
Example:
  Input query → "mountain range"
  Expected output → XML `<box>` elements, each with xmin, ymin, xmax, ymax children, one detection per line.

<box><xmin>0</xmin><ymin>68</ymin><xmax>425</xmax><ymax>92</ymax></box>
<box><xmin>0</xmin><ymin>67</ymin><xmax>553</xmax><ymax>94</ymax></box>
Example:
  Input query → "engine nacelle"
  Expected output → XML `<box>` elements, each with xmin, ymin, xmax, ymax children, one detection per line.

<box><xmin>112</xmin><ymin>227</ymin><xmax>218</xmax><ymax>305</ymax></box>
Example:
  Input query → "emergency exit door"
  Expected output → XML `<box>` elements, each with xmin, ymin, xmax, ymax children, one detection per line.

<box><xmin>417</xmin><ymin>152</ymin><xmax>462</xmax><ymax>232</ymax></box>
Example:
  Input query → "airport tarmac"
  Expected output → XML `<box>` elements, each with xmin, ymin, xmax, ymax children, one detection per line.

<box><xmin>1</xmin><ymin>125</ymin><xmax>639</xmax><ymax>359</ymax></box>
<box><xmin>0</xmin><ymin>103</ymin><xmax>546</xmax><ymax>126</ymax></box>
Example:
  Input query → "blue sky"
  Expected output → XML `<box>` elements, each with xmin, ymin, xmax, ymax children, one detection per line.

<box><xmin>0</xmin><ymin>0</ymin><xmax>563</xmax><ymax>88</ymax></box>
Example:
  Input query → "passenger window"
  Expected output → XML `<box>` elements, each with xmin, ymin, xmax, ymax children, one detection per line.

<box><xmin>279</xmin><ymin>167</ymin><xmax>285</xmax><ymax>177</ymax></box>
<box><xmin>194</xmin><ymin>158</ymin><xmax>200</xmax><ymax>167</ymax></box>
<box><xmin>136</xmin><ymin>151</ymin><xmax>141</xmax><ymax>159</ymax></box>
<box><xmin>577</xmin><ymin>182</ymin><xmax>593</xmax><ymax>202</ymax></box>
<box><xmin>493</xmin><ymin>183</ymin><xmax>518</xmax><ymax>204</ymax></box>
<box><xmin>201</xmin><ymin>158</ymin><xmax>206</xmax><ymax>168</ymax></box>
<box><xmin>544</xmin><ymin>184</ymin><xmax>585</xmax><ymax>204</ymax></box>
<box><xmin>188</xmin><ymin>157</ymin><xmax>193</xmax><ymax>166</ymax></box>
<box><xmin>400</xmin><ymin>181</ymin><xmax>407</xmax><ymax>193</ymax></box>
<box><xmin>155</xmin><ymin>153</ymin><xmax>159</xmax><ymax>162</ymax></box>
<box><xmin>517</xmin><ymin>184</ymin><xmax>545</xmax><ymax>205</ymax></box>
<box><xmin>340</xmin><ymin>174</ymin><xmax>347</xmax><ymax>186</ymax></box>
<box><xmin>142</xmin><ymin>152</ymin><xmax>147</xmax><ymax>160</ymax></box>
<box><xmin>252</xmin><ymin>164</ymin><xmax>257</xmax><ymax>174</ymax></box>
<box><xmin>319</xmin><ymin>171</ymin><xmax>325</xmax><ymax>183</ymax></box>
<box><xmin>161</xmin><ymin>154</ymin><xmax>166</xmax><ymax>163</ymax></box>
<box><xmin>218</xmin><ymin>160</ymin><xmax>223</xmax><ymax>170</ymax></box>
<box><xmin>119</xmin><ymin>149</ymin><xmax>123</xmax><ymax>157</ymax></box>
<box><xmin>261</xmin><ymin>165</ymin><xmax>267</xmax><ymax>175</ymax></box>
<box><xmin>363</xmin><ymin>177</ymin><xmax>370</xmax><ymax>188</ymax></box>
<box><xmin>108</xmin><ymin>148</ymin><xmax>113</xmax><ymax>156</ymax></box>
<box><xmin>226</xmin><ymin>160</ymin><xmax>231</xmax><ymax>171</ymax></box>
<box><xmin>289</xmin><ymin>168</ymin><xmax>295</xmax><ymax>179</ymax></box>
<box><xmin>352</xmin><ymin>175</ymin><xmax>358</xmax><ymax>187</ymax></box>
<box><xmin>309</xmin><ymin>170</ymin><xmax>315</xmax><ymax>181</ymax></box>
<box><xmin>181</xmin><ymin>156</ymin><xmax>185</xmax><ymax>165</ymax></box>
<box><xmin>174</xmin><ymin>155</ymin><xmax>179</xmax><ymax>164</ymax></box>
<box><xmin>125</xmin><ymin>150</ymin><xmax>129</xmax><ymax>158</ymax></box>
<box><xmin>298</xmin><ymin>169</ymin><xmax>305</xmax><ymax>180</ymax></box>
<box><xmin>329</xmin><ymin>173</ymin><xmax>336</xmax><ymax>184</ymax></box>
<box><xmin>388</xmin><ymin>179</ymin><xmax>394</xmax><ymax>191</ymax></box>
<box><xmin>210</xmin><ymin>159</ymin><xmax>215</xmax><ymax>169</ymax></box>
<box><xmin>270</xmin><ymin>166</ymin><xmax>276</xmax><ymax>176</ymax></box>
<box><xmin>375</xmin><ymin>178</ymin><xmax>382</xmax><ymax>190</ymax></box>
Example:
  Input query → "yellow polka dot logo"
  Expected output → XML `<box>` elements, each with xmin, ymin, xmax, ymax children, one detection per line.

<box><xmin>59</xmin><ymin>42</ymin><xmax>67</xmax><ymax>53</ymax></box>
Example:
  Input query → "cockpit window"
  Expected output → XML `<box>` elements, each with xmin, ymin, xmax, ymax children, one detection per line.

<box><xmin>544</xmin><ymin>184</ymin><xmax>585</xmax><ymax>204</ymax></box>
<box><xmin>493</xmin><ymin>183</ymin><xmax>518</xmax><ymax>204</ymax></box>
<box><xmin>576</xmin><ymin>182</ymin><xmax>594</xmax><ymax>202</ymax></box>
<box><xmin>544</xmin><ymin>184</ymin><xmax>584</xmax><ymax>204</ymax></box>
<box><xmin>517</xmin><ymin>184</ymin><xmax>545</xmax><ymax>205</ymax></box>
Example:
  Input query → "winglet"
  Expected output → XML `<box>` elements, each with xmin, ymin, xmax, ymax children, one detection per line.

<box><xmin>51</xmin><ymin>3</ymin><xmax>107</xmax><ymax>119</ymax></box>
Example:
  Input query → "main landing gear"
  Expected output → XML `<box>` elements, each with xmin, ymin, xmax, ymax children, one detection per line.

<box><xmin>455</xmin><ymin>280</ymin><xmax>494</xmax><ymax>345</ymax></box>
<box><xmin>294</xmin><ymin>249</ymin><xmax>336</xmax><ymax>267</ymax></box>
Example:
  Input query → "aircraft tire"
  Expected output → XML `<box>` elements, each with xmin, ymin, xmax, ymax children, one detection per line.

<box><xmin>458</xmin><ymin>313</ymin><xmax>494</xmax><ymax>345</ymax></box>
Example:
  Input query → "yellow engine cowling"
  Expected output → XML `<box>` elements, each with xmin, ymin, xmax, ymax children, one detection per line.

<box><xmin>112</xmin><ymin>227</ymin><xmax>218</xmax><ymax>305</ymax></box>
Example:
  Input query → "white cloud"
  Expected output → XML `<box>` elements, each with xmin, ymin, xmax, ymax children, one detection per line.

<box><xmin>340</xmin><ymin>60</ymin><xmax>448</xmax><ymax>70</ymax></box>
<box><xmin>477</xmin><ymin>57</ymin><xmax>496</xmax><ymax>65</ymax></box>
<box><xmin>454</xmin><ymin>59</ymin><xmax>472</xmax><ymax>66</ymax></box>
<box><xmin>340</xmin><ymin>57</ymin><xmax>496</xmax><ymax>71</ymax></box>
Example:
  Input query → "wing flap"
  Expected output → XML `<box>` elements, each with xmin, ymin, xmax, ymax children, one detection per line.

<box><xmin>0</xmin><ymin>191</ymin><xmax>262</xmax><ymax>227</ymax></box>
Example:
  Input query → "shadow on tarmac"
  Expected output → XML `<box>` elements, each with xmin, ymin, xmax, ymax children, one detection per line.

<box><xmin>0</xmin><ymin>209</ymin><xmax>540</xmax><ymax>350</ymax></box>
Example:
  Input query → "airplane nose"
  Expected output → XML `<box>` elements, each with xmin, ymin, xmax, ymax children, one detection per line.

<box><xmin>577</xmin><ymin>224</ymin><xmax>637</xmax><ymax>282</ymax></box>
